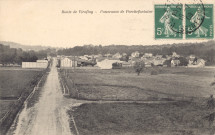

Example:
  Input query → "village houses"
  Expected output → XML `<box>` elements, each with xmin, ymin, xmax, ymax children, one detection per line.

<box><xmin>57</xmin><ymin>50</ymin><xmax>206</xmax><ymax>69</ymax></box>
<box><xmin>131</xmin><ymin>51</ymin><xmax>140</xmax><ymax>58</ymax></box>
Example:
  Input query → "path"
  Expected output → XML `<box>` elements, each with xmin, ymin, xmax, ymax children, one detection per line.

<box><xmin>7</xmin><ymin>59</ymin><xmax>73</xmax><ymax>135</ymax></box>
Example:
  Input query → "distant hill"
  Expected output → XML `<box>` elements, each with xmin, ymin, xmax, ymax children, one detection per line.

<box><xmin>0</xmin><ymin>41</ymin><xmax>54</xmax><ymax>51</ymax></box>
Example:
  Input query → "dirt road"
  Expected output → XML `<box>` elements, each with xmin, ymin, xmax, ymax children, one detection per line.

<box><xmin>7</xmin><ymin>59</ymin><xmax>73</xmax><ymax>135</ymax></box>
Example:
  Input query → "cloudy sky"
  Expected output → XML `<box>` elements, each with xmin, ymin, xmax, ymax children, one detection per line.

<box><xmin>0</xmin><ymin>0</ymin><xmax>214</xmax><ymax>47</ymax></box>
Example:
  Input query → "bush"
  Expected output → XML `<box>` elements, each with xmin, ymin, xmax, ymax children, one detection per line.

<box><xmin>134</xmin><ymin>61</ymin><xmax>145</xmax><ymax>76</ymax></box>
<box><xmin>163</xmin><ymin>59</ymin><xmax>171</xmax><ymax>67</ymax></box>
<box><xmin>178</xmin><ymin>57</ymin><xmax>188</xmax><ymax>66</ymax></box>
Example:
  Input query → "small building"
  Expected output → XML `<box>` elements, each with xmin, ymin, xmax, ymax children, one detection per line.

<box><xmin>22</xmin><ymin>62</ymin><xmax>48</xmax><ymax>69</ymax></box>
<box><xmin>104</xmin><ymin>53</ymin><xmax>113</xmax><ymax>58</ymax></box>
<box><xmin>153</xmin><ymin>59</ymin><xmax>164</xmax><ymax>66</ymax></box>
<box><xmin>60</xmin><ymin>57</ymin><xmax>77</xmax><ymax>68</ymax></box>
<box><xmin>172</xmin><ymin>52</ymin><xmax>180</xmax><ymax>58</ymax></box>
<box><xmin>131</xmin><ymin>51</ymin><xmax>140</xmax><ymax>58</ymax></box>
<box><xmin>96</xmin><ymin>59</ymin><xmax>121</xmax><ymax>69</ymax></box>
<box><xmin>79</xmin><ymin>56</ymin><xmax>89</xmax><ymax>60</ymax></box>
<box><xmin>122</xmin><ymin>53</ymin><xmax>127</xmax><ymax>57</ymax></box>
<box><xmin>188</xmin><ymin>59</ymin><xmax>205</xmax><ymax>68</ymax></box>
<box><xmin>144</xmin><ymin>53</ymin><xmax>153</xmax><ymax>58</ymax></box>
<box><xmin>188</xmin><ymin>55</ymin><xmax>197</xmax><ymax>65</ymax></box>
<box><xmin>112</xmin><ymin>52</ymin><xmax>122</xmax><ymax>59</ymax></box>
<box><xmin>171</xmin><ymin>59</ymin><xmax>180</xmax><ymax>67</ymax></box>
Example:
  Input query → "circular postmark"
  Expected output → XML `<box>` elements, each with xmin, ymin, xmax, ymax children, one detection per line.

<box><xmin>162</xmin><ymin>0</ymin><xmax>205</xmax><ymax>34</ymax></box>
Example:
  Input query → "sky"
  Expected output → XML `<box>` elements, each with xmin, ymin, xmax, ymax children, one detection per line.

<box><xmin>0</xmin><ymin>0</ymin><xmax>214</xmax><ymax>48</ymax></box>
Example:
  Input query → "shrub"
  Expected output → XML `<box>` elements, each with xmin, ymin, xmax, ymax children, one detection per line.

<box><xmin>163</xmin><ymin>59</ymin><xmax>171</xmax><ymax>67</ymax></box>
<box><xmin>178</xmin><ymin>57</ymin><xmax>188</xmax><ymax>66</ymax></box>
<box><xmin>134</xmin><ymin>61</ymin><xmax>145</xmax><ymax>76</ymax></box>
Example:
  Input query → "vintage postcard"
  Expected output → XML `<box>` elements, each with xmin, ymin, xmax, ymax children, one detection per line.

<box><xmin>0</xmin><ymin>0</ymin><xmax>215</xmax><ymax>135</ymax></box>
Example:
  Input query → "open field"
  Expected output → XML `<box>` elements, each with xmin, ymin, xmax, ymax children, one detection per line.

<box><xmin>62</xmin><ymin>67</ymin><xmax>215</xmax><ymax>135</ymax></box>
<box><xmin>0</xmin><ymin>69</ymin><xmax>44</xmax><ymax>119</ymax></box>
<box><xmin>60</xmin><ymin>67</ymin><xmax>215</xmax><ymax>100</ymax></box>
<box><xmin>0</xmin><ymin>101</ymin><xmax>15</xmax><ymax>119</ymax></box>
<box><xmin>0</xmin><ymin>68</ymin><xmax>45</xmax><ymax>135</ymax></box>
<box><xmin>0</xmin><ymin>69</ymin><xmax>43</xmax><ymax>99</ymax></box>
<box><xmin>68</xmin><ymin>101</ymin><xmax>215</xmax><ymax>135</ymax></box>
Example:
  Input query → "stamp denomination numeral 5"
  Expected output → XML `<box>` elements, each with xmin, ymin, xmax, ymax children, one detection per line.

<box><xmin>157</xmin><ymin>28</ymin><xmax>163</xmax><ymax>35</ymax></box>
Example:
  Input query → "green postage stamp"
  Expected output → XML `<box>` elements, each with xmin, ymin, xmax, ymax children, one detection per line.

<box><xmin>155</xmin><ymin>4</ymin><xmax>214</xmax><ymax>39</ymax></box>
<box><xmin>185</xmin><ymin>4</ymin><xmax>213</xmax><ymax>39</ymax></box>
<box><xmin>155</xmin><ymin>5</ymin><xmax>183</xmax><ymax>39</ymax></box>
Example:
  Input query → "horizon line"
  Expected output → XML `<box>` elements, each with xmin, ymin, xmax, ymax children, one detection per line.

<box><xmin>0</xmin><ymin>40</ymin><xmax>214</xmax><ymax>49</ymax></box>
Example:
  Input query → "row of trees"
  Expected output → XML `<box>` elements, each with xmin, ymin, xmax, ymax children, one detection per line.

<box><xmin>57</xmin><ymin>40</ymin><xmax>215</xmax><ymax>65</ymax></box>
<box><xmin>1</xmin><ymin>40</ymin><xmax>214</xmax><ymax>65</ymax></box>
<box><xmin>0</xmin><ymin>44</ymin><xmax>54</xmax><ymax>65</ymax></box>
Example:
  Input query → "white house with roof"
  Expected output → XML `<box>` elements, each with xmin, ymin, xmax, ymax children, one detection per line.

<box><xmin>144</xmin><ymin>53</ymin><xmax>153</xmax><ymax>58</ymax></box>
<box><xmin>60</xmin><ymin>57</ymin><xmax>77</xmax><ymax>68</ymax></box>
<box><xmin>153</xmin><ymin>59</ymin><xmax>165</xmax><ymax>66</ymax></box>
<box><xmin>188</xmin><ymin>59</ymin><xmax>205</xmax><ymax>68</ymax></box>
<box><xmin>104</xmin><ymin>53</ymin><xmax>113</xmax><ymax>58</ymax></box>
<box><xmin>131</xmin><ymin>51</ymin><xmax>140</xmax><ymax>58</ymax></box>
<box><xmin>96</xmin><ymin>59</ymin><xmax>121</xmax><ymax>69</ymax></box>
<box><xmin>79</xmin><ymin>56</ymin><xmax>89</xmax><ymax>60</ymax></box>
<box><xmin>112</xmin><ymin>52</ymin><xmax>122</xmax><ymax>59</ymax></box>
<box><xmin>171</xmin><ymin>59</ymin><xmax>180</xmax><ymax>67</ymax></box>
<box><xmin>22</xmin><ymin>62</ymin><xmax>48</xmax><ymax>68</ymax></box>
<box><xmin>22</xmin><ymin>59</ymin><xmax>49</xmax><ymax>69</ymax></box>
<box><xmin>122</xmin><ymin>53</ymin><xmax>127</xmax><ymax>56</ymax></box>
<box><xmin>172</xmin><ymin>52</ymin><xmax>180</xmax><ymax>58</ymax></box>
<box><xmin>188</xmin><ymin>55</ymin><xmax>196</xmax><ymax>65</ymax></box>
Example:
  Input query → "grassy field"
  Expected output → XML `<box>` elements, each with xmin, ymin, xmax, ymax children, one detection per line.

<box><xmin>0</xmin><ymin>69</ymin><xmax>43</xmax><ymax>99</ymax></box>
<box><xmin>61</xmin><ymin>67</ymin><xmax>215</xmax><ymax>100</ymax></box>
<box><xmin>68</xmin><ymin>101</ymin><xmax>215</xmax><ymax>135</ymax></box>
<box><xmin>0</xmin><ymin>101</ymin><xmax>15</xmax><ymax>119</ymax></box>
<box><xmin>62</xmin><ymin>67</ymin><xmax>215</xmax><ymax>135</ymax></box>
<box><xmin>0</xmin><ymin>68</ymin><xmax>42</xmax><ymax>125</ymax></box>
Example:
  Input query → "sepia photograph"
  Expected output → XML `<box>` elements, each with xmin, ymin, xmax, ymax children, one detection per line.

<box><xmin>0</xmin><ymin>0</ymin><xmax>215</xmax><ymax>135</ymax></box>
